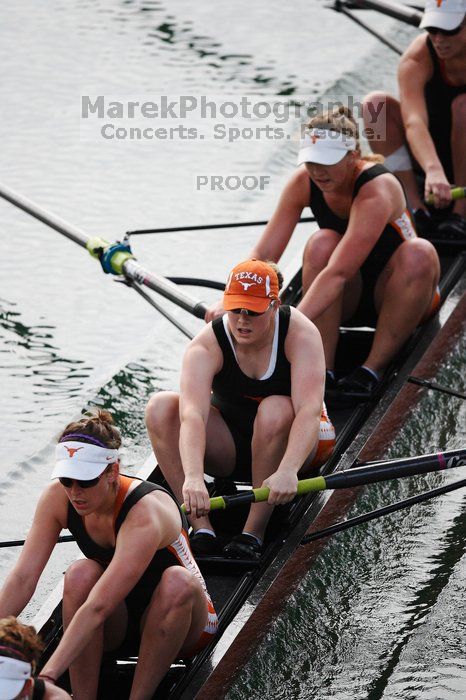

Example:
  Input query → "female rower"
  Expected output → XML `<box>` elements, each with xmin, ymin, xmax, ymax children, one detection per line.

<box><xmin>146</xmin><ymin>259</ymin><xmax>335</xmax><ymax>560</ymax></box>
<box><xmin>0</xmin><ymin>411</ymin><xmax>218</xmax><ymax>700</ymax></box>
<box><xmin>0</xmin><ymin>617</ymin><xmax>69</xmax><ymax>699</ymax></box>
<box><xmin>206</xmin><ymin>107</ymin><xmax>441</xmax><ymax>401</ymax></box>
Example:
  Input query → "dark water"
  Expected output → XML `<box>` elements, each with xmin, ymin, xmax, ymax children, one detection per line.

<box><xmin>1</xmin><ymin>2</ymin><xmax>464</xmax><ymax>698</ymax></box>
<box><xmin>226</xmin><ymin>334</ymin><xmax>466</xmax><ymax>700</ymax></box>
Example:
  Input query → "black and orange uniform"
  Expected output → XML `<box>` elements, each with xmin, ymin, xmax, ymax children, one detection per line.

<box><xmin>211</xmin><ymin>307</ymin><xmax>335</xmax><ymax>477</ymax></box>
<box><xmin>412</xmin><ymin>37</ymin><xmax>466</xmax><ymax>187</ymax></box>
<box><xmin>309</xmin><ymin>163</ymin><xmax>422</xmax><ymax>325</ymax></box>
<box><xmin>67</xmin><ymin>477</ymin><xmax>218</xmax><ymax>654</ymax></box>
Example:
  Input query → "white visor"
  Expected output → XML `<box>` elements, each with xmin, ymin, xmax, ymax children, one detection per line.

<box><xmin>0</xmin><ymin>657</ymin><xmax>31</xmax><ymax>700</ymax></box>
<box><xmin>297</xmin><ymin>129</ymin><xmax>357</xmax><ymax>166</ymax></box>
<box><xmin>420</xmin><ymin>0</ymin><xmax>465</xmax><ymax>29</ymax></box>
<box><xmin>51</xmin><ymin>442</ymin><xmax>120</xmax><ymax>481</ymax></box>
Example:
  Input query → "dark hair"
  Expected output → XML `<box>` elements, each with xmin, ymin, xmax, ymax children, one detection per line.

<box><xmin>0</xmin><ymin>617</ymin><xmax>43</xmax><ymax>672</ymax></box>
<box><xmin>58</xmin><ymin>409</ymin><xmax>122</xmax><ymax>449</ymax></box>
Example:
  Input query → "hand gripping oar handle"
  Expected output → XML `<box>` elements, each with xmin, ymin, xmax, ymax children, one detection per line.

<box><xmin>181</xmin><ymin>448</ymin><xmax>466</xmax><ymax>512</ymax></box>
<box><xmin>425</xmin><ymin>186</ymin><xmax>466</xmax><ymax>206</ymax></box>
<box><xmin>0</xmin><ymin>182</ymin><xmax>208</xmax><ymax>320</ymax></box>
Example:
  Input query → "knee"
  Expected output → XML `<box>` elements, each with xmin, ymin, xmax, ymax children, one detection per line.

<box><xmin>303</xmin><ymin>229</ymin><xmax>339</xmax><ymax>271</ymax></box>
<box><xmin>156</xmin><ymin>568</ymin><xmax>197</xmax><ymax>614</ymax></box>
<box><xmin>399</xmin><ymin>240</ymin><xmax>439</xmax><ymax>282</ymax></box>
<box><xmin>63</xmin><ymin>560</ymin><xmax>103</xmax><ymax>602</ymax></box>
<box><xmin>145</xmin><ymin>391</ymin><xmax>180</xmax><ymax>437</ymax></box>
<box><xmin>254</xmin><ymin>397</ymin><xmax>295</xmax><ymax>440</ymax></box>
<box><xmin>451</xmin><ymin>94</ymin><xmax>466</xmax><ymax>127</ymax></box>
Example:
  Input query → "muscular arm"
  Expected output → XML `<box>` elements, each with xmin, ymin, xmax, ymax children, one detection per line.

<box><xmin>0</xmin><ymin>484</ymin><xmax>65</xmax><ymax>618</ymax></box>
<box><xmin>298</xmin><ymin>177</ymin><xmax>394</xmax><ymax>320</ymax></box>
<box><xmin>204</xmin><ymin>169</ymin><xmax>309</xmax><ymax>322</ymax></box>
<box><xmin>263</xmin><ymin>309</ymin><xmax>325</xmax><ymax>504</ymax></box>
<box><xmin>178</xmin><ymin>327</ymin><xmax>223</xmax><ymax>517</ymax></box>
<box><xmin>41</xmin><ymin>498</ymin><xmax>168</xmax><ymax>681</ymax></box>
<box><xmin>399</xmin><ymin>36</ymin><xmax>452</xmax><ymax>207</ymax></box>
<box><xmin>250</xmin><ymin>168</ymin><xmax>309</xmax><ymax>260</ymax></box>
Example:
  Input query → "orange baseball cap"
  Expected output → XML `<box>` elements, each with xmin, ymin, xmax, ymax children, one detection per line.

<box><xmin>223</xmin><ymin>259</ymin><xmax>280</xmax><ymax>313</ymax></box>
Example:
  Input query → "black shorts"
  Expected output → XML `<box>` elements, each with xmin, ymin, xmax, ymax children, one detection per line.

<box><xmin>211</xmin><ymin>400</ymin><xmax>257</xmax><ymax>482</ymax></box>
<box><xmin>343</xmin><ymin>269</ymin><xmax>379</xmax><ymax>328</ymax></box>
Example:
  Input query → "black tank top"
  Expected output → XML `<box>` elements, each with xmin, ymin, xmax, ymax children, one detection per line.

<box><xmin>309</xmin><ymin>163</ymin><xmax>417</xmax><ymax>282</ymax></box>
<box><xmin>423</xmin><ymin>38</ymin><xmax>466</xmax><ymax>182</ymax></box>
<box><xmin>32</xmin><ymin>678</ymin><xmax>45</xmax><ymax>700</ymax></box>
<box><xmin>67</xmin><ymin>479</ymin><xmax>189</xmax><ymax>587</ymax></box>
<box><xmin>211</xmin><ymin>306</ymin><xmax>292</xmax><ymax>416</ymax></box>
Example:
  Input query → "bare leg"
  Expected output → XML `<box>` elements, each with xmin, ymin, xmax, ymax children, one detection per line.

<box><xmin>62</xmin><ymin>560</ymin><xmax>127</xmax><ymax>700</ymax></box>
<box><xmin>129</xmin><ymin>567</ymin><xmax>209</xmax><ymax>700</ymax></box>
<box><xmin>362</xmin><ymin>92</ymin><xmax>424</xmax><ymax>211</ymax></box>
<box><xmin>300</xmin><ymin>228</ymin><xmax>361</xmax><ymax>370</ymax></box>
<box><xmin>364</xmin><ymin>239</ymin><xmax>440</xmax><ymax>373</ymax></box>
<box><xmin>145</xmin><ymin>392</ymin><xmax>236</xmax><ymax>531</ymax></box>
<box><xmin>240</xmin><ymin>396</ymin><xmax>295</xmax><ymax>540</ymax></box>
<box><xmin>451</xmin><ymin>95</ymin><xmax>466</xmax><ymax>218</ymax></box>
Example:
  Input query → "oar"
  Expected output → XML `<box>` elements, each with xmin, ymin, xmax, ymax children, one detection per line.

<box><xmin>425</xmin><ymin>186</ymin><xmax>466</xmax><ymax>207</ymax></box>
<box><xmin>334</xmin><ymin>2</ymin><xmax>403</xmax><ymax>55</ymax></box>
<box><xmin>126</xmin><ymin>217</ymin><xmax>316</xmax><ymax>237</ymax></box>
<box><xmin>301</xmin><ymin>475</ymin><xmax>466</xmax><ymax>544</ymax></box>
<box><xmin>0</xmin><ymin>182</ymin><xmax>208</xmax><ymax>320</ymax></box>
<box><xmin>0</xmin><ymin>535</ymin><xmax>75</xmax><ymax>550</ymax></box>
<box><xmin>339</xmin><ymin>0</ymin><xmax>422</xmax><ymax>26</ymax></box>
<box><xmin>183</xmin><ymin>448</ymin><xmax>466</xmax><ymax>512</ymax></box>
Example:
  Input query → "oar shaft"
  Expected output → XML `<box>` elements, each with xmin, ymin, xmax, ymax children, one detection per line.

<box><xmin>326</xmin><ymin>449</ymin><xmax>466</xmax><ymax>489</ymax></box>
<box><xmin>0</xmin><ymin>182</ymin><xmax>89</xmax><ymax>248</ymax></box>
<box><xmin>123</xmin><ymin>260</ymin><xmax>207</xmax><ymax>319</ymax></box>
<box><xmin>348</xmin><ymin>0</ymin><xmax>422</xmax><ymax>26</ymax></box>
<box><xmin>200</xmin><ymin>448</ymin><xmax>466</xmax><ymax>511</ymax></box>
<box><xmin>0</xmin><ymin>182</ymin><xmax>208</xmax><ymax>320</ymax></box>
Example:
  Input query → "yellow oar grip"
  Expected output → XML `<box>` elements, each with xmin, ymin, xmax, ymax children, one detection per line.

<box><xmin>425</xmin><ymin>186</ymin><xmax>466</xmax><ymax>206</ymax></box>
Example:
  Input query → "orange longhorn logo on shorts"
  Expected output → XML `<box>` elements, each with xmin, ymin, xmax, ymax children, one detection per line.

<box><xmin>311</xmin><ymin>134</ymin><xmax>320</xmax><ymax>144</ymax></box>
<box><xmin>65</xmin><ymin>446</ymin><xmax>84</xmax><ymax>458</ymax></box>
<box><xmin>436</xmin><ymin>0</ymin><xmax>443</xmax><ymax>6</ymax></box>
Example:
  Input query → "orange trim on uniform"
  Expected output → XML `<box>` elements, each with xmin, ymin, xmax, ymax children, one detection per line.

<box><xmin>112</xmin><ymin>475</ymin><xmax>133</xmax><ymax>530</ymax></box>
<box><xmin>421</xmin><ymin>286</ymin><xmax>441</xmax><ymax>324</ymax></box>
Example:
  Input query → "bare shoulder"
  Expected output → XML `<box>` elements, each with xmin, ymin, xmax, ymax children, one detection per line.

<box><xmin>287</xmin><ymin>306</ymin><xmax>322</xmax><ymax>345</ymax></box>
<box><xmin>120</xmin><ymin>486</ymin><xmax>180</xmax><ymax>544</ymax></box>
<box><xmin>47</xmin><ymin>681</ymin><xmax>72</xmax><ymax>699</ymax></box>
<box><xmin>399</xmin><ymin>34</ymin><xmax>432</xmax><ymax>77</ymax></box>
<box><xmin>184</xmin><ymin>321</ymin><xmax>223</xmax><ymax>368</ymax></box>
<box><xmin>280</xmin><ymin>166</ymin><xmax>311</xmax><ymax>206</ymax></box>
<box><xmin>356</xmin><ymin>169</ymin><xmax>404</xmax><ymax>204</ymax></box>
<box><xmin>36</xmin><ymin>481</ymin><xmax>69</xmax><ymax>528</ymax></box>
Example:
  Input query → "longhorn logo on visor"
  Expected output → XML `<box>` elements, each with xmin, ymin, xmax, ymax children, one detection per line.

<box><xmin>65</xmin><ymin>446</ymin><xmax>84</xmax><ymax>458</ymax></box>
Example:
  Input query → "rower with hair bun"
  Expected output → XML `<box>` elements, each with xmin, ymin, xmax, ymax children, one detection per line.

<box><xmin>0</xmin><ymin>617</ymin><xmax>70</xmax><ymax>699</ymax></box>
<box><xmin>206</xmin><ymin>106</ymin><xmax>441</xmax><ymax>402</ymax></box>
<box><xmin>0</xmin><ymin>410</ymin><xmax>218</xmax><ymax>700</ymax></box>
<box><xmin>363</xmin><ymin>0</ymin><xmax>466</xmax><ymax>238</ymax></box>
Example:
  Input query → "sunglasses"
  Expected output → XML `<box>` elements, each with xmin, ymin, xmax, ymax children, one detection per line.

<box><xmin>59</xmin><ymin>474</ymin><xmax>102</xmax><ymax>489</ymax></box>
<box><xmin>229</xmin><ymin>302</ymin><xmax>275</xmax><ymax>317</ymax></box>
<box><xmin>425</xmin><ymin>23</ymin><xmax>464</xmax><ymax>36</ymax></box>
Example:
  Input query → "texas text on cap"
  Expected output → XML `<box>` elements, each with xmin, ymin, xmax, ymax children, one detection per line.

<box><xmin>420</xmin><ymin>0</ymin><xmax>466</xmax><ymax>30</ymax></box>
<box><xmin>51</xmin><ymin>442</ymin><xmax>120</xmax><ymax>481</ymax></box>
<box><xmin>297</xmin><ymin>129</ymin><xmax>357</xmax><ymax>166</ymax></box>
<box><xmin>0</xmin><ymin>656</ymin><xmax>31</xmax><ymax>700</ymax></box>
<box><xmin>223</xmin><ymin>259</ymin><xmax>279</xmax><ymax>313</ymax></box>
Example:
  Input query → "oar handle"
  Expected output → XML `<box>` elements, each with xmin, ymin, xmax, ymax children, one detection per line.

<box><xmin>180</xmin><ymin>476</ymin><xmax>327</xmax><ymax>513</ymax></box>
<box><xmin>180</xmin><ymin>448</ymin><xmax>466</xmax><ymax>513</ymax></box>
<box><xmin>425</xmin><ymin>186</ymin><xmax>466</xmax><ymax>206</ymax></box>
